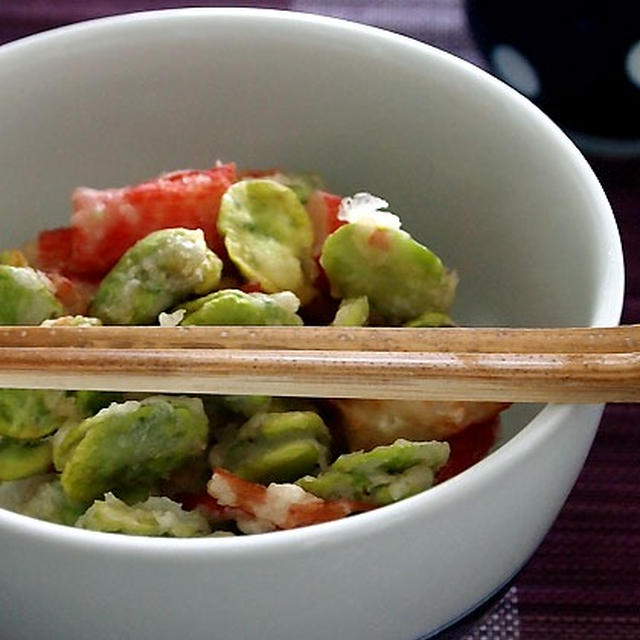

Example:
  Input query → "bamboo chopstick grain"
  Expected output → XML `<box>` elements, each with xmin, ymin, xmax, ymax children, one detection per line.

<box><xmin>0</xmin><ymin>324</ymin><xmax>639</xmax><ymax>352</ymax></box>
<box><xmin>0</xmin><ymin>325</ymin><xmax>639</xmax><ymax>402</ymax></box>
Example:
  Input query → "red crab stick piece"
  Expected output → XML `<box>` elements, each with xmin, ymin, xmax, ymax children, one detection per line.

<box><xmin>38</xmin><ymin>163</ymin><xmax>237</xmax><ymax>279</ymax></box>
<box><xmin>207</xmin><ymin>467</ymin><xmax>372</xmax><ymax>532</ymax></box>
<box><xmin>306</xmin><ymin>189</ymin><xmax>344</xmax><ymax>257</ymax></box>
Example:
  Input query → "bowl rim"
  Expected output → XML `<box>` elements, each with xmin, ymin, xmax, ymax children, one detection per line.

<box><xmin>0</xmin><ymin>7</ymin><xmax>626</xmax><ymax>553</ymax></box>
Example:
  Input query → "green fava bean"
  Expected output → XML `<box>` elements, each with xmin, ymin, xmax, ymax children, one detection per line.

<box><xmin>0</xmin><ymin>437</ymin><xmax>53</xmax><ymax>481</ymax></box>
<box><xmin>75</xmin><ymin>493</ymin><xmax>211</xmax><ymax>537</ymax></box>
<box><xmin>267</xmin><ymin>171</ymin><xmax>324</xmax><ymax>204</ymax></box>
<box><xmin>90</xmin><ymin>228</ymin><xmax>222</xmax><ymax>324</ymax></box>
<box><xmin>320</xmin><ymin>224</ymin><xmax>457</xmax><ymax>324</ymax></box>
<box><xmin>203</xmin><ymin>395</ymin><xmax>272</xmax><ymax>419</ymax></box>
<box><xmin>200</xmin><ymin>394</ymin><xmax>273</xmax><ymax>433</ymax></box>
<box><xmin>212</xmin><ymin>411</ymin><xmax>331</xmax><ymax>484</ymax></box>
<box><xmin>0</xmin><ymin>388</ymin><xmax>80</xmax><ymax>440</ymax></box>
<box><xmin>19</xmin><ymin>477</ymin><xmax>88</xmax><ymax>526</ymax></box>
<box><xmin>73</xmin><ymin>390</ymin><xmax>125</xmax><ymax>417</ymax></box>
<box><xmin>180</xmin><ymin>289</ymin><xmax>303</xmax><ymax>326</ymax></box>
<box><xmin>0</xmin><ymin>265</ymin><xmax>63</xmax><ymax>325</ymax></box>
<box><xmin>297</xmin><ymin>438</ymin><xmax>450</xmax><ymax>506</ymax></box>
<box><xmin>52</xmin><ymin>394</ymin><xmax>123</xmax><ymax>472</ymax></box>
<box><xmin>404</xmin><ymin>310</ymin><xmax>455</xmax><ymax>327</ymax></box>
<box><xmin>58</xmin><ymin>396</ymin><xmax>209</xmax><ymax>503</ymax></box>
<box><xmin>217</xmin><ymin>179</ymin><xmax>315</xmax><ymax>302</ymax></box>
<box><xmin>331</xmin><ymin>296</ymin><xmax>369</xmax><ymax>326</ymax></box>
<box><xmin>0</xmin><ymin>249</ymin><xmax>27</xmax><ymax>266</ymax></box>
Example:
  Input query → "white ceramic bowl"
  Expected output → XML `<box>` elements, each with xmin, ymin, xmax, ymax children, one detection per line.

<box><xmin>0</xmin><ymin>9</ymin><xmax>624</xmax><ymax>640</ymax></box>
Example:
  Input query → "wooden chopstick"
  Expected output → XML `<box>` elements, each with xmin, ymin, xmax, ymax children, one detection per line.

<box><xmin>1</xmin><ymin>324</ymin><xmax>639</xmax><ymax>352</ymax></box>
<box><xmin>0</xmin><ymin>325</ymin><xmax>639</xmax><ymax>403</ymax></box>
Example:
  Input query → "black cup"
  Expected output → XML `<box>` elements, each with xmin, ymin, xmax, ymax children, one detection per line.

<box><xmin>465</xmin><ymin>1</ymin><xmax>640</xmax><ymax>155</ymax></box>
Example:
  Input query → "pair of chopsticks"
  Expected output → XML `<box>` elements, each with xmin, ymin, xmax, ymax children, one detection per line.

<box><xmin>0</xmin><ymin>325</ymin><xmax>639</xmax><ymax>402</ymax></box>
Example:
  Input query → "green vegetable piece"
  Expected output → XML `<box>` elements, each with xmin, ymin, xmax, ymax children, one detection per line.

<box><xmin>0</xmin><ymin>265</ymin><xmax>63</xmax><ymax>325</ymax></box>
<box><xmin>217</xmin><ymin>179</ymin><xmax>315</xmax><ymax>302</ymax></box>
<box><xmin>58</xmin><ymin>396</ymin><xmax>209</xmax><ymax>503</ymax></box>
<box><xmin>212</xmin><ymin>411</ymin><xmax>331</xmax><ymax>484</ymax></box>
<box><xmin>75</xmin><ymin>493</ymin><xmax>211</xmax><ymax>537</ymax></box>
<box><xmin>320</xmin><ymin>224</ymin><xmax>457</xmax><ymax>324</ymax></box>
<box><xmin>90</xmin><ymin>228</ymin><xmax>222</xmax><ymax>324</ymax></box>
<box><xmin>201</xmin><ymin>394</ymin><xmax>272</xmax><ymax>421</ymax></box>
<box><xmin>297</xmin><ymin>439</ymin><xmax>450</xmax><ymax>506</ymax></box>
<box><xmin>52</xmin><ymin>393</ymin><xmax>124</xmax><ymax>472</ymax></box>
<box><xmin>52</xmin><ymin>418</ymin><xmax>90</xmax><ymax>472</ymax></box>
<box><xmin>180</xmin><ymin>289</ymin><xmax>303</xmax><ymax>326</ymax></box>
<box><xmin>331</xmin><ymin>296</ymin><xmax>369</xmax><ymax>326</ymax></box>
<box><xmin>266</xmin><ymin>397</ymin><xmax>322</xmax><ymax>413</ymax></box>
<box><xmin>19</xmin><ymin>477</ymin><xmax>88</xmax><ymax>526</ymax></box>
<box><xmin>0</xmin><ymin>475</ymin><xmax>49</xmax><ymax>513</ymax></box>
<box><xmin>41</xmin><ymin>315</ymin><xmax>102</xmax><ymax>327</ymax></box>
<box><xmin>210</xmin><ymin>395</ymin><xmax>272</xmax><ymax>418</ymax></box>
<box><xmin>0</xmin><ymin>388</ymin><xmax>79</xmax><ymax>440</ymax></box>
<box><xmin>0</xmin><ymin>437</ymin><xmax>53</xmax><ymax>481</ymax></box>
<box><xmin>404</xmin><ymin>310</ymin><xmax>455</xmax><ymax>327</ymax></box>
<box><xmin>74</xmin><ymin>390</ymin><xmax>125</xmax><ymax>416</ymax></box>
<box><xmin>0</xmin><ymin>249</ymin><xmax>29</xmax><ymax>267</ymax></box>
<box><xmin>268</xmin><ymin>171</ymin><xmax>325</xmax><ymax>204</ymax></box>
<box><xmin>200</xmin><ymin>394</ymin><xmax>273</xmax><ymax>434</ymax></box>
<box><xmin>110</xmin><ymin>484</ymin><xmax>154</xmax><ymax>506</ymax></box>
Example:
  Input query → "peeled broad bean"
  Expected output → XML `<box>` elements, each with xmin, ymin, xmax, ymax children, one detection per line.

<box><xmin>19</xmin><ymin>477</ymin><xmax>88</xmax><ymax>526</ymax></box>
<box><xmin>0</xmin><ymin>265</ymin><xmax>63</xmax><ymax>325</ymax></box>
<box><xmin>320</xmin><ymin>223</ymin><xmax>457</xmax><ymax>324</ymax></box>
<box><xmin>0</xmin><ymin>438</ymin><xmax>53</xmax><ymax>481</ymax></box>
<box><xmin>57</xmin><ymin>396</ymin><xmax>209</xmax><ymax>502</ymax></box>
<box><xmin>180</xmin><ymin>289</ymin><xmax>303</xmax><ymax>326</ymax></box>
<box><xmin>331</xmin><ymin>296</ymin><xmax>369</xmax><ymax>326</ymax></box>
<box><xmin>90</xmin><ymin>228</ymin><xmax>222</xmax><ymax>324</ymax></box>
<box><xmin>211</xmin><ymin>411</ymin><xmax>331</xmax><ymax>484</ymax></box>
<box><xmin>264</xmin><ymin>171</ymin><xmax>324</xmax><ymax>204</ymax></box>
<box><xmin>0</xmin><ymin>389</ymin><xmax>79</xmax><ymax>440</ymax></box>
<box><xmin>75</xmin><ymin>493</ymin><xmax>211</xmax><ymax>537</ymax></box>
<box><xmin>217</xmin><ymin>179</ymin><xmax>315</xmax><ymax>302</ymax></box>
<box><xmin>404</xmin><ymin>310</ymin><xmax>455</xmax><ymax>327</ymax></box>
<box><xmin>297</xmin><ymin>439</ymin><xmax>450</xmax><ymax>506</ymax></box>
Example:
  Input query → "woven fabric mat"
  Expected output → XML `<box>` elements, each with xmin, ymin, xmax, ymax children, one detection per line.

<box><xmin>2</xmin><ymin>2</ymin><xmax>639</xmax><ymax>638</ymax></box>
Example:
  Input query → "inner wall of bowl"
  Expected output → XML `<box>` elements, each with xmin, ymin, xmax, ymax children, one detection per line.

<box><xmin>0</xmin><ymin>10</ymin><xmax>622</xmax><ymax>446</ymax></box>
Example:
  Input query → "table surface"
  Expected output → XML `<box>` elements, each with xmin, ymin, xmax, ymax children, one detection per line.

<box><xmin>2</xmin><ymin>2</ymin><xmax>638</xmax><ymax>639</ymax></box>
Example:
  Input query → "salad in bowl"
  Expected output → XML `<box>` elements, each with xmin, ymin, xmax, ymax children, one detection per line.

<box><xmin>0</xmin><ymin>162</ymin><xmax>508</xmax><ymax>537</ymax></box>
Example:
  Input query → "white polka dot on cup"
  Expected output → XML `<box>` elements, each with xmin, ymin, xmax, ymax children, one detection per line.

<box><xmin>625</xmin><ymin>41</ymin><xmax>640</xmax><ymax>88</ymax></box>
<box><xmin>466</xmin><ymin>1</ymin><xmax>640</xmax><ymax>154</ymax></box>
<box><xmin>490</xmin><ymin>44</ymin><xmax>541</xmax><ymax>99</ymax></box>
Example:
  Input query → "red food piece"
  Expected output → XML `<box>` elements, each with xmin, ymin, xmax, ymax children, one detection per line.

<box><xmin>367</xmin><ymin>228</ymin><xmax>392</xmax><ymax>251</ymax></box>
<box><xmin>239</xmin><ymin>281</ymin><xmax>265</xmax><ymax>294</ymax></box>
<box><xmin>36</xmin><ymin>227</ymin><xmax>75</xmax><ymax>274</ymax></box>
<box><xmin>207</xmin><ymin>467</ymin><xmax>372</xmax><ymax>531</ymax></box>
<box><xmin>175</xmin><ymin>490</ymin><xmax>250</xmax><ymax>526</ymax></box>
<box><xmin>236</xmin><ymin>167</ymin><xmax>279</xmax><ymax>179</ymax></box>
<box><xmin>35</xmin><ymin>228</ymin><xmax>98</xmax><ymax>314</ymax></box>
<box><xmin>52</xmin><ymin>163</ymin><xmax>237</xmax><ymax>278</ymax></box>
<box><xmin>306</xmin><ymin>190</ymin><xmax>344</xmax><ymax>257</ymax></box>
<box><xmin>304</xmin><ymin>190</ymin><xmax>345</xmax><ymax>321</ymax></box>
<box><xmin>45</xmin><ymin>272</ymin><xmax>97</xmax><ymax>316</ymax></box>
<box><xmin>177</xmin><ymin>491</ymin><xmax>221</xmax><ymax>513</ymax></box>
<box><xmin>436</xmin><ymin>418</ymin><xmax>499</xmax><ymax>483</ymax></box>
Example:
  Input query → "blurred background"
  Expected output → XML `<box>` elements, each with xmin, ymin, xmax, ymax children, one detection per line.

<box><xmin>1</xmin><ymin>2</ymin><xmax>638</xmax><ymax>639</ymax></box>
<box><xmin>5</xmin><ymin>0</ymin><xmax>640</xmax><ymax>154</ymax></box>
